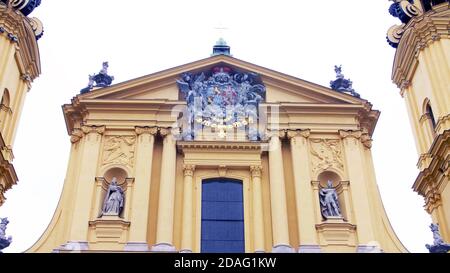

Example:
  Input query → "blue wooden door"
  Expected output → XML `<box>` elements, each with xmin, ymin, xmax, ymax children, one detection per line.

<box><xmin>201</xmin><ymin>178</ymin><xmax>245</xmax><ymax>253</ymax></box>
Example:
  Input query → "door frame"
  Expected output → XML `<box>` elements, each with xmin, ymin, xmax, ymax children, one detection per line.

<box><xmin>194</xmin><ymin>168</ymin><xmax>252</xmax><ymax>253</ymax></box>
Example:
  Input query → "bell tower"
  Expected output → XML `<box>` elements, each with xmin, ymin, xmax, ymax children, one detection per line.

<box><xmin>0</xmin><ymin>0</ymin><xmax>43</xmax><ymax>206</ymax></box>
<box><xmin>387</xmin><ymin>0</ymin><xmax>450</xmax><ymax>241</ymax></box>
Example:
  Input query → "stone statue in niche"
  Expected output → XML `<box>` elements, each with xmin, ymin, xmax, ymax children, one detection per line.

<box><xmin>319</xmin><ymin>180</ymin><xmax>342</xmax><ymax>219</ymax></box>
<box><xmin>101</xmin><ymin>177</ymin><xmax>124</xmax><ymax>217</ymax></box>
<box><xmin>426</xmin><ymin>223</ymin><xmax>450</xmax><ymax>253</ymax></box>
<box><xmin>0</xmin><ymin>218</ymin><xmax>12</xmax><ymax>252</ymax></box>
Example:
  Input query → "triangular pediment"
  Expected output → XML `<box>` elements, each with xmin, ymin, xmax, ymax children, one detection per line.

<box><xmin>80</xmin><ymin>55</ymin><xmax>366</xmax><ymax>105</ymax></box>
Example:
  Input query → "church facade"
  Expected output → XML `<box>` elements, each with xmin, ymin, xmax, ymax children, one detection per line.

<box><xmin>387</xmin><ymin>0</ymin><xmax>450</xmax><ymax>247</ymax></box>
<box><xmin>28</xmin><ymin>41</ymin><xmax>407</xmax><ymax>253</ymax></box>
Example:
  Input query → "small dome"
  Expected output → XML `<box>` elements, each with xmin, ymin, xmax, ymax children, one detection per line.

<box><xmin>1</xmin><ymin>0</ymin><xmax>41</xmax><ymax>16</ymax></box>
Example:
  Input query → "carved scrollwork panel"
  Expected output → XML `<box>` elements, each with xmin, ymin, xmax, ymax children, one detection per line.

<box><xmin>310</xmin><ymin>139</ymin><xmax>344</xmax><ymax>175</ymax></box>
<box><xmin>102</xmin><ymin>136</ymin><xmax>136</xmax><ymax>168</ymax></box>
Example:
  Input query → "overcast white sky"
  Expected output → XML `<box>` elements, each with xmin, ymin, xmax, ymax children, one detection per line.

<box><xmin>1</xmin><ymin>0</ymin><xmax>433</xmax><ymax>253</ymax></box>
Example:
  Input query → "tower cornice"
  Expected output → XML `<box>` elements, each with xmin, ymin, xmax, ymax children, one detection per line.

<box><xmin>391</xmin><ymin>4</ymin><xmax>450</xmax><ymax>89</ymax></box>
<box><xmin>0</xmin><ymin>4</ymin><xmax>42</xmax><ymax>81</ymax></box>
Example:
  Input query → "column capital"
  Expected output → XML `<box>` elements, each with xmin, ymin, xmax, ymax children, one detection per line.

<box><xmin>339</xmin><ymin>129</ymin><xmax>372</xmax><ymax>149</ymax></box>
<box><xmin>159</xmin><ymin>127</ymin><xmax>172</xmax><ymax>137</ymax></box>
<box><xmin>338</xmin><ymin>129</ymin><xmax>362</xmax><ymax>140</ymax></box>
<box><xmin>250</xmin><ymin>165</ymin><xmax>263</xmax><ymax>178</ymax></box>
<box><xmin>266</xmin><ymin>129</ymin><xmax>285</xmax><ymax>139</ymax></box>
<box><xmin>81</xmin><ymin>125</ymin><xmax>105</xmax><ymax>135</ymax></box>
<box><xmin>70</xmin><ymin>128</ymin><xmax>84</xmax><ymax>143</ymax></box>
<box><xmin>286</xmin><ymin>129</ymin><xmax>311</xmax><ymax>140</ymax></box>
<box><xmin>135</xmin><ymin>126</ymin><xmax>158</xmax><ymax>136</ymax></box>
<box><xmin>183</xmin><ymin>164</ymin><xmax>195</xmax><ymax>177</ymax></box>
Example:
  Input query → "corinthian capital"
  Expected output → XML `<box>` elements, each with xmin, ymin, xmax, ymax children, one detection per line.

<box><xmin>183</xmin><ymin>164</ymin><xmax>195</xmax><ymax>177</ymax></box>
<box><xmin>250</xmin><ymin>165</ymin><xmax>262</xmax><ymax>178</ymax></box>
<box><xmin>338</xmin><ymin>130</ymin><xmax>362</xmax><ymax>140</ymax></box>
<box><xmin>286</xmin><ymin>129</ymin><xmax>311</xmax><ymax>139</ymax></box>
<box><xmin>135</xmin><ymin>126</ymin><xmax>158</xmax><ymax>136</ymax></box>
<box><xmin>81</xmin><ymin>125</ymin><xmax>105</xmax><ymax>135</ymax></box>
<box><xmin>70</xmin><ymin>128</ymin><xmax>84</xmax><ymax>143</ymax></box>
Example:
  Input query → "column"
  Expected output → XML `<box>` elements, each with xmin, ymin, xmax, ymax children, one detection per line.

<box><xmin>287</xmin><ymin>130</ymin><xmax>321</xmax><ymax>253</ymax></box>
<box><xmin>268</xmin><ymin>132</ymin><xmax>294</xmax><ymax>252</ymax></box>
<box><xmin>339</xmin><ymin>130</ymin><xmax>378</xmax><ymax>253</ymax></box>
<box><xmin>152</xmin><ymin>128</ymin><xmax>177</xmax><ymax>252</ymax></box>
<box><xmin>180</xmin><ymin>164</ymin><xmax>195</xmax><ymax>253</ymax></box>
<box><xmin>67</xmin><ymin>125</ymin><xmax>105</xmax><ymax>250</ymax></box>
<box><xmin>124</xmin><ymin>126</ymin><xmax>158</xmax><ymax>251</ymax></box>
<box><xmin>250</xmin><ymin>165</ymin><xmax>265</xmax><ymax>253</ymax></box>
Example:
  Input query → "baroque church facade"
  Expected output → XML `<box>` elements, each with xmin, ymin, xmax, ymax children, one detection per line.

<box><xmin>1</xmin><ymin>1</ymin><xmax>449</xmax><ymax>253</ymax></box>
<box><xmin>27</xmin><ymin>40</ymin><xmax>407</xmax><ymax>253</ymax></box>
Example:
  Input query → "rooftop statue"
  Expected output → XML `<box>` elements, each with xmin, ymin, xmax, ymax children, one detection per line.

<box><xmin>0</xmin><ymin>218</ymin><xmax>12</xmax><ymax>252</ymax></box>
<box><xmin>80</xmin><ymin>62</ymin><xmax>115</xmax><ymax>94</ymax></box>
<box><xmin>330</xmin><ymin>65</ymin><xmax>360</xmax><ymax>98</ymax></box>
<box><xmin>426</xmin><ymin>223</ymin><xmax>450</xmax><ymax>253</ymax></box>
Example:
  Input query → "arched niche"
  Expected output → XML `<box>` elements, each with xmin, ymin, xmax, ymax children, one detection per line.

<box><xmin>317</xmin><ymin>171</ymin><xmax>349</xmax><ymax>221</ymax></box>
<box><xmin>97</xmin><ymin>167</ymin><xmax>129</xmax><ymax>218</ymax></box>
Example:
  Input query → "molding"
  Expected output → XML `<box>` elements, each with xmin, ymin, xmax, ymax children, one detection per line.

<box><xmin>151</xmin><ymin>243</ymin><xmax>177</xmax><ymax>253</ymax></box>
<box><xmin>123</xmin><ymin>242</ymin><xmax>150</xmax><ymax>252</ymax></box>
<box><xmin>436</xmin><ymin>114</ymin><xmax>450</xmax><ymax>135</ymax></box>
<box><xmin>391</xmin><ymin>5</ymin><xmax>450</xmax><ymax>87</ymax></box>
<box><xmin>413</xmin><ymin>130</ymin><xmax>450</xmax><ymax>213</ymax></box>
<box><xmin>298</xmin><ymin>245</ymin><xmax>322</xmax><ymax>253</ymax></box>
<box><xmin>56</xmin><ymin>241</ymin><xmax>90</xmax><ymax>252</ymax></box>
<box><xmin>178</xmin><ymin>141</ymin><xmax>264</xmax><ymax>151</ymax></box>
<box><xmin>357</xmin><ymin>245</ymin><xmax>384</xmax><ymax>253</ymax></box>
<box><xmin>271</xmin><ymin>244</ymin><xmax>295</xmax><ymax>253</ymax></box>
<box><xmin>0</xmin><ymin>5</ymin><xmax>41</xmax><ymax>81</ymax></box>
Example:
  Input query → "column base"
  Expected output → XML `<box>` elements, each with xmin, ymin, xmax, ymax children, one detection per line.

<box><xmin>255</xmin><ymin>249</ymin><xmax>266</xmax><ymax>253</ymax></box>
<box><xmin>357</xmin><ymin>244</ymin><xmax>383</xmax><ymax>253</ymax></box>
<box><xmin>124</xmin><ymin>242</ymin><xmax>150</xmax><ymax>252</ymax></box>
<box><xmin>179</xmin><ymin>249</ymin><xmax>193</xmax><ymax>253</ymax></box>
<box><xmin>54</xmin><ymin>241</ymin><xmax>89</xmax><ymax>252</ymax></box>
<box><xmin>298</xmin><ymin>245</ymin><xmax>322</xmax><ymax>253</ymax></box>
<box><xmin>271</xmin><ymin>244</ymin><xmax>295</xmax><ymax>253</ymax></box>
<box><xmin>151</xmin><ymin>243</ymin><xmax>177</xmax><ymax>252</ymax></box>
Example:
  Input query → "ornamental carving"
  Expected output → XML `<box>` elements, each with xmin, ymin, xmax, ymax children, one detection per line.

<box><xmin>177</xmin><ymin>66</ymin><xmax>266</xmax><ymax>140</ymax></box>
<box><xmin>386</xmin><ymin>0</ymin><xmax>423</xmax><ymax>48</ymax></box>
<box><xmin>102</xmin><ymin>136</ymin><xmax>136</xmax><ymax>167</ymax></box>
<box><xmin>135</xmin><ymin>126</ymin><xmax>158</xmax><ymax>136</ymax></box>
<box><xmin>310</xmin><ymin>139</ymin><xmax>344</xmax><ymax>174</ymax></box>
<box><xmin>183</xmin><ymin>165</ymin><xmax>195</xmax><ymax>177</ymax></box>
<box><xmin>250</xmin><ymin>165</ymin><xmax>262</xmax><ymax>178</ymax></box>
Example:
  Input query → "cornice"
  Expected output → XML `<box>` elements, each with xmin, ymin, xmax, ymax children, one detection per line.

<box><xmin>0</xmin><ymin>5</ymin><xmax>41</xmax><ymax>81</ymax></box>
<box><xmin>177</xmin><ymin>141</ymin><xmax>264</xmax><ymax>151</ymax></box>
<box><xmin>391</xmin><ymin>5</ymin><xmax>450</xmax><ymax>88</ymax></box>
